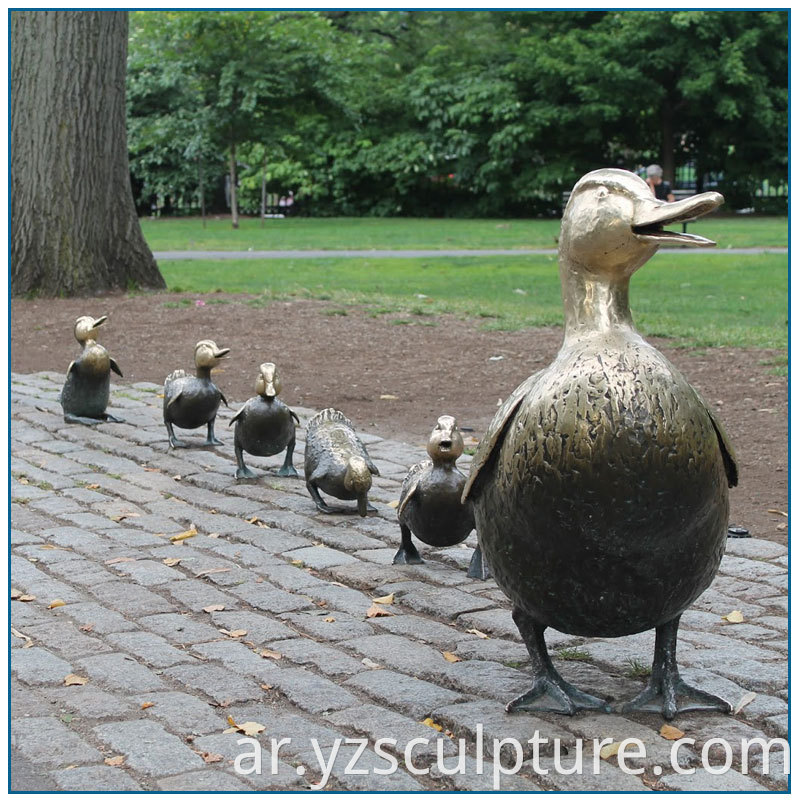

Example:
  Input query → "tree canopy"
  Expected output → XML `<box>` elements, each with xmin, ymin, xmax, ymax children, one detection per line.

<box><xmin>127</xmin><ymin>9</ymin><xmax>788</xmax><ymax>219</ymax></box>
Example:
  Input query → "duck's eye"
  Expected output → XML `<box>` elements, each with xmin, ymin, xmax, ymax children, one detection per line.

<box><xmin>597</xmin><ymin>187</ymin><xmax>609</xmax><ymax>200</ymax></box>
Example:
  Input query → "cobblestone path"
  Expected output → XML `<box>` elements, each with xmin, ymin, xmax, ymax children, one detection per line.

<box><xmin>10</xmin><ymin>372</ymin><xmax>788</xmax><ymax>791</ymax></box>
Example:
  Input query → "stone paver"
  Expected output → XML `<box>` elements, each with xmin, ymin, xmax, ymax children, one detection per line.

<box><xmin>10</xmin><ymin>372</ymin><xmax>788</xmax><ymax>791</ymax></box>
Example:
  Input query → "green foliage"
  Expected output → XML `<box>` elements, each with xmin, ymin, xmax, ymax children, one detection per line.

<box><xmin>128</xmin><ymin>10</ymin><xmax>787</xmax><ymax>217</ymax></box>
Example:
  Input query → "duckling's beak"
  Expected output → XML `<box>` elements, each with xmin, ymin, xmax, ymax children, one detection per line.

<box><xmin>264</xmin><ymin>382</ymin><xmax>277</xmax><ymax>398</ymax></box>
<box><xmin>91</xmin><ymin>315</ymin><xmax>108</xmax><ymax>329</ymax></box>
<box><xmin>632</xmin><ymin>191</ymin><xmax>723</xmax><ymax>247</ymax></box>
<box><xmin>214</xmin><ymin>348</ymin><xmax>231</xmax><ymax>360</ymax></box>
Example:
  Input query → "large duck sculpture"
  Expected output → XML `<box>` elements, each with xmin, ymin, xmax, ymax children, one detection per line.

<box><xmin>60</xmin><ymin>315</ymin><xmax>124</xmax><ymax>425</ymax></box>
<box><xmin>463</xmin><ymin>169</ymin><xmax>736</xmax><ymax>720</ymax></box>
<box><xmin>163</xmin><ymin>340</ymin><xmax>229</xmax><ymax>448</ymax></box>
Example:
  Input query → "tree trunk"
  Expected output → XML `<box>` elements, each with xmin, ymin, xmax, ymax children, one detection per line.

<box><xmin>659</xmin><ymin>101</ymin><xmax>675</xmax><ymax>185</ymax></box>
<box><xmin>11</xmin><ymin>10</ymin><xmax>165</xmax><ymax>296</ymax></box>
<box><xmin>229</xmin><ymin>144</ymin><xmax>239</xmax><ymax>229</ymax></box>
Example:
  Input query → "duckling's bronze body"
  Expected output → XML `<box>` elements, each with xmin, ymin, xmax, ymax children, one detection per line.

<box><xmin>304</xmin><ymin>408</ymin><xmax>379</xmax><ymax>516</ymax></box>
<box><xmin>464</xmin><ymin>169</ymin><xmax>736</xmax><ymax>720</ymax></box>
<box><xmin>60</xmin><ymin>315</ymin><xmax>124</xmax><ymax>425</ymax></box>
<box><xmin>394</xmin><ymin>416</ymin><xmax>488</xmax><ymax>579</ymax></box>
<box><xmin>163</xmin><ymin>340</ymin><xmax>229</xmax><ymax>448</ymax></box>
<box><xmin>229</xmin><ymin>363</ymin><xmax>299</xmax><ymax>479</ymax></box>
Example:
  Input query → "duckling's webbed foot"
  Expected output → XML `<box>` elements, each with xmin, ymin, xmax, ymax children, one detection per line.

<box><xmin>166</xmin><ymin>422</ymin><xmax>188</xmax><ymax>449</ymax></box>
<box><xmin>622</xmin><ymin>616</ymin><xmax>731</xmax><ymax>720</ymax></box>
<box><xmin>100</xmin><ymin>412</ymin><xmax>125</xmax><ymax>423</ymax></box>
<box><xmin>393</xmin><ymin>524</ymin><xmax>423</xmax><ymax>565</ymax></box>
<box><xmin>64</xmin><ymin>413</ymin><xmax>102</xmax><ymax>426</ymax></box>
<box><xmin>467</xmin><ymin>545</ymin><xmax>492</xmax><ymax>580</ymax></box>
<box><xmin>277</xmin><ymin>439</ymin><xmax>299</xmax><ymax>477</ymax></box>
<box><xmin>205</xmin><ymin>421</ymin><xmax>223</xmax><ymax>446</ymax></box>
<box><xmin>307</xmin><ymin>483</ymin><xmax>338</xmax><ymax>514</ymax></box>
<box><xmin>507</xmin><ymin>607</ymin><xmax>610</xmax><ymax>716</ymax></box>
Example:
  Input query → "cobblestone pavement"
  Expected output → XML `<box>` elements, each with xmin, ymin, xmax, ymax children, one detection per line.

<box><xmin>10</xmin><ymin>371</ymin><xmax>788</xmax><ymax>791</ymax></box>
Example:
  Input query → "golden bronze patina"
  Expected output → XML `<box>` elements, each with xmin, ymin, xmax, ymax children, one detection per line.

<box><xmin>60</xmin><ymin>314</ymin><xmax>124</xmax><ymax>424</ymax></box>
<box><xmin>229</xmin><ymin>362</ymin><xmax>300</xmax><ymax>479</ymax></box>
<box><xmin>464</xmin><ymin>168</ymin><xmax>736</xmax><ymax>719</ymax></box>
<box><xmin>394</xmin><ymin>415</ymin><xmax>488</xmax><ymax>578</ymax></box>
<box><xmin>304</xmin><ymin>408</ymin><xmax>380</xmax><ymax>516</ymax></box>
<box><xmin>163</xmin><ymin>339</ymin><xmax>230</xmax><ymax>448</ymax></box>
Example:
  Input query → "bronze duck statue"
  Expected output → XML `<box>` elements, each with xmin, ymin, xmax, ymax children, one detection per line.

<box><xmin>60</xmin><ymin>315</ymin><xmax>124</xmax><ymax>425</ymax></box>
<box><xmin>394</xmin><ymin>415</ymin><xmax>489</xmax><ymax>579</ymax></box>
<box><xmin>163</xmin><ymin>340</ymin><xmax>229</xmax><ymax>448</ymax></box>
<box><xmin>463</xmin><ymin>168</ymin><xmax>736</xmax><ymax>720</ymax></box>
<box><xmin>304</xmin><ymin>408</ymin><xmax>379</xmax><ymax>516</ymax></box>
<box><xmin>229</xmin><ymin>362</ymin><xmax>300</xmax><ymax>479</ymax></box>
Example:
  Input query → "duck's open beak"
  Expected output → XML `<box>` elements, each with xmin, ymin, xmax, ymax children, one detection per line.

<box><xmin>92</xmin><ymin>315</ymin><xmax>108</xmax><ymax>329</ymax></box>
<box><xmin>632</xmin><ymin>191</ymin><xmax>723</xmax><ymax>247</ymax></box>
<box><xmin>214</xmin><ymin>348</ymin><xmax>231</xmax><ymax>359</ymax></box>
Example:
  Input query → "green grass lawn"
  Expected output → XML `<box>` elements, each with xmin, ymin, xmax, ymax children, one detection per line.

<box><xmin>158</xmin><ymin>252</ymin><xmax>788</xmax><ymax>350</ymax></box>
<box><xmin>142</xmin><ymin>215</ymin><xmax>787</xmax><ymax>252</ymax></box>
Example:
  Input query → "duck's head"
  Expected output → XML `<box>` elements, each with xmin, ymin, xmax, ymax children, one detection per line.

<box><xmin>561</xmin><ymin>168</ymin><xmax>723</xmax><ymax>279</ymax></box>
<box><xmin>194</xmin><ymin>340</ymin><xmax>230</xmax><ymax>370</ymax></box>
<box><xmin>426</xmin><ymin>415</ymin><xmax>464</xmax><ymax>463</ymax></box>
<box><xmin>344</xmin><ymin>456</ymin><xmax>372</xmax><ymax>516</ymax></box>
<box><xmin>74</xmin><ymin>315</ymin><xmax>107</xmax><ymax>344</ymax></box>
<box><xmin>255</xmin><ymin>362</ymin><xmax>281</xmax><ymax>399</ymax></box>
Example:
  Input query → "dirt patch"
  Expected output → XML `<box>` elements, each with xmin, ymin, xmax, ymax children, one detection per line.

<box><xmin>11</xmin><ymin>292</ymin><xmax>787</xmax><ymax>544</ymax></box>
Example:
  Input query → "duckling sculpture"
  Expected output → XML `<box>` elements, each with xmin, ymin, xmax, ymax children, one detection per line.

<box><xmin>60</xmin><ymin>315</ymin><xmax>124</xmax><ymax>425</ymax></box>
<box><xmin>394</xmin><ymin>415</ymin><xmax>488</xmax><ymax>579</ymax></box>
<box><xmin>229</xmin><ymin>362</ymin><xmax>300</xmax><ymax>479</ymax></box>
<box><xmin>463</xmin><ymin>169</ymin><xmax>736</xmax><ymax>720</ymax></box>
<box><xmin>163</xmin><ymin>340</ymin><xmax>229</xmax><ymax>448</ymax></box>
<box><xmin>304</xmin><ymin>408</ymin><xmax>379</xmax><ymax>516</ymax></box>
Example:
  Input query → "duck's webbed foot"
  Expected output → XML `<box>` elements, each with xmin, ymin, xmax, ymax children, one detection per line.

<box><xmin>622</xmin><ymin>616</ymin><xmax>731</xmax><ymax>720</ymax></box>
<box><xmin>100</xmin><ymin>412</ymin><xmax>125</xmax><ymax>423</ymax></box>
<box><xmin>393</xmin><ymin>524</ymin><xmax>423</xmax><ymax>565</ymax></box>
<box><xmin>467</xmin><ymin>545</ymin><xmax>492</xmax><ymax>580</ymax></box>
<box><xmin>507</xmin><ymin>606</ymin><xmax>610</xmax><ymax>716</ymax></box>
<box><xmin>64</xmin><ymin>413</ymin><xmax>102</xmax><ymax>426</ymax></box>
<box><xmin>277</xmin><ymin>461</ymin><xmax>298</xmax><ymax>478</ymax></box>
<box><xmin>307</xmin><ymin>483</ymin><xmax>338</xmax><ymax>514</ymax></box>
<box><xmin>166</xmin><ymin>422</ymin><xmax>188</xmax><ymax>448</ymax></box>
<box><xmin>236</xmin><ymin>465</ymin><xmax>259</xmax><ymax>479</ymax></box>
<box><xmin>205</xmin><ymin>422</ymin><xmax>223</xmax><ymax>446</ymax></box>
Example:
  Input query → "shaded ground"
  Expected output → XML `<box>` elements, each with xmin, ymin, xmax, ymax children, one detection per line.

<box><xmin>11</xmin><ymin>293</ymin><xmax>787</xmax><ymax>543</ymax></box>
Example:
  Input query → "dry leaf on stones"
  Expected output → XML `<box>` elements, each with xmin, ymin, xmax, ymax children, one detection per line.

<box><xmin>170</xmin><ymin>529</ymin><xmax>197</xmax><ymax>542</ymax></box>
<box><xmin>203</xmin><ymin>605</ymin><xmax>225</xmax><ymax>613</ymax></box>
<box><xmin>722</xmin><ymin>610</ymin><xmax>744</xmax><ymax>624</ymax></box>
<box><xmin>659</xmin><ymin>724</ymin><xmax>685</xmax><ymax>740</ymax></box>
<box><xmin>366</xmin><ymin>604</ymin><xmax>393</xmax><ymax>618</ymax></box>
<box><xmin>372</xmin><ymin>593</ymin><xmax>395</xmax><ymax>605</ymax></box>
<box><xmin>64</xmin><ymin>674</ymin><xmax>89</xmax><ymax>686</ymax></box>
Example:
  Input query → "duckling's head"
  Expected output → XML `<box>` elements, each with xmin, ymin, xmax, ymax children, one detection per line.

<box><xmin>561</xmin><ymin>169</ymin><xmax>723</xmax><ymax>279</ymax></box>
<box><xmin>344</xmin><ymin>456</ymin><xmax>372</xmax><ymax>516</ymax></box>
<box><xmin>427</xmin><ymin>415</ymin><xmax>464</xmax><ymax>464</ymax></box>
<box><xmin>74</xmin><ymin>315</ymin><xmax>107</xmax><ymax>344</ymax></box>
<box><xmin>255</xmin><ymin>362</ymin><xmax>281</xmax><ymax>399</ymax></box>
<box><xmin>194</xmin><ymin>340</ymin><xmax>230</xmax><ymax>370</ymax></box>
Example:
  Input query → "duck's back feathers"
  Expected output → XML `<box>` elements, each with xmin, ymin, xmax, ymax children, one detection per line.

<box><xmin>398</xmin><ymin>459</ymin><xmax>430</xmax><ymax>517</ymax></box>
<box><xmin>165</xmin><ymin>369</ymin><xmax>186</xmax><ymax>386</ymax></box>
<box><xmin>463</xmin><ymin>370</ymin><xmax>543</xmax><ymax>502</ymax></box>
<box><xmin>307</xmin><ymin>408</ymin><xmax>352</xmax><ymax>434</ymax></box>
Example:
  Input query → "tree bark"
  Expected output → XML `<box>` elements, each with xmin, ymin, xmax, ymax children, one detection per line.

<box><xmin>11</xmin><ymin>10</ymin><xmax>165</xmax><ymax>296</ymax></box>
<box><xmin>229</xmin><ymin>144</ymin><xmax>239</xmax><ymax>229</ymax></box>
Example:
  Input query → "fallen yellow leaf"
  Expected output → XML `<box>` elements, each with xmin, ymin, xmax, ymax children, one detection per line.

<box><xmin>259</xmin><ymin>648</ymin><xmax>282</xmax><ymax>660</ymax></box>
<box><xmin>224</xmin><ymin>716</ymin><xmax>265</xmax><ymax>737</ymax></box>
<box><xmin>64</xmin><ymin>674</ymin><xmax>89</xmax><ymax>686</ymax></box>
<box><xmin>105</xmin><ymin>557</ymin><xmax>136</xmax><ymax>565</ymax></box>
<box><xmin>722</xmin><ymin>610</ymin><xmax>745</xmax><ymax>624</ymax></box>
<box><xmin>421</xmin><ymin>717</ymin><xmax>443</xmax><ymax>732</ymax></box>
<box><xmin>48</xmin><ymin>599</ymin><xmax>66</xmax><ymax>609</ymax></box>
<box><xmin>85</xmin><ymin>483</ymin><xmax>100</xmax><ymax>490</ymax></box>
<box><xmin>79</xmin><ymin>623</ymin><xmax>94</xmax><ymax>632</ymax></box>
<box><xmin>734</xmin><ymin>691</ymin><xmax>757</xmax><ymax>715</ymax></box>
<box><xmin>203</xmin><ymin>604</ymin><xmax>225</xmax><ymax>613</ymax></box>
<box><xmin>104</xmin><ymin>756</ymin><xmax>125</xmax><ymax>767</ymax></box>
<box><xmin>380</xmin><ymin>394</ymin><xmax>399</xmax><ymax>400</ymax></box>
<box><xmin>659</xmin><ymin>724</ymin><xmax>685</xmax><ymax>740</ymax></box>
<box><xmin>442</xmin><ymin>651</ymin><xmax>461</xmax><ymax>663</ymax></box>
<box><xmin>387</xmin><ymin>500</ymin><xmax>400</xmax><ymax>509</ymax></box>
<box><xmin>196</xmin><ymin>751</ymin><xmax>224</xmax><ymax>764</ymax></box>
<box><xmin>18</xmin><ymin>594</ymin><xmax>36</xmax><ymax>603</ymax></box>
<box><xmin>163</xmin><ymin>558</ymin><xmax>182</xmax><ymax>567</ymax></box>
<box><xmin>141</xmin><ymin>702</ymin><xmax>155</xmax><ymax>710</ymax></box>
<box><xmin>290</xmin><ymin>559</ymin><xmax>304</xmax><ymax>567</ymax></box>
<box><xmin>170</xmin><ymin>528</ymin><xmax>197</xmax><ymax>542</ymax></box>
<box><xmin>599</xmin><ymin>741</ymin><xmax>621</xmax><ymax>760</ymax></box>
<box><xmin>222</xmin><ymin>629</ymin><xmax>247</xmax><ymax>638</ymax></box>
<box><xmin>372</xmin><ymin>593</ymin><xmax>395</xmax><ymax>605</ymax></box>
<box><xmin>10</xmin><ymin>589</ymin><xmax>22</xmax><ymax>600</ymax></box>
<box><xmin>466</xmin><ymin>628</ymin><xmax>489</xmax><ymax>639</ymax></box>
<box><xmin>366</xmin><ymin>604</ymin><xmax>393</xmax><ymax>618</ymax></box>
<box><xmin>260</xmin><ymin>683</ymin><xmax>274</xmax><ymax>691</ymax></box>
<box><xmin>324</xmin><ymin>616</ymin><xmax>336</xmax><ymax>623</ymax></box>
<box><xmin>195</xmin><ymin>567</ymin><xmax>230</xmax><ymax>577</ymax></box>
<box><xmin>361</xmin><ymin>658</ymin><xmax>383</xmax><ymax>669</ymax></box>
<box><xmin>767</xmin><ymin>508</ymin><xmax>788</xmax><ymax>517</ymax></box>
<box><xmin>10</xmin><ymin>627</ymin><xmax>34</xmax><ymax>648</ymax></box>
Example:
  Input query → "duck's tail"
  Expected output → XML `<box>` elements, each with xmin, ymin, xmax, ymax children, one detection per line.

<box><xmin>306</xmin><ymin>407</ymin><xmax>352</xmax><ymax>435</ymax></box>
<box><xmin>164</xmin><ymin>369</ymin><xmax>186</xmax><ymax>388</ymax></box>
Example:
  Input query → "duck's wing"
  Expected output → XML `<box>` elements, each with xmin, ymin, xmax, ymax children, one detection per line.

<box><xmin>109</xmin><ymin>357</ymin><xmax>123</xmax><ymax>377</ymax></box>
<box><xmin>705</xmin><ymin>403</ymin><xmax>739</xmax><ymax>488</ymax></box>
<box><xmin>218</xmin><ymin>388</ymin><xmax>228</xmax><ymax>407</ymax></box>
<box><xmin>166</xmin><ymin>388</ymin><xmax>183</xmax><ymax>409</ymax></box>
<box><xmin>397</xmin><ymin>459</ymin><xmax>430</xmax><ymax>517</ymax></box>
<box><xmin>290</xmin><ymin>409</ymin><xmax>301</xmax><ymax>426</ymax></box>
<box><xmin>66</xmin><ymin>360</ymin><xmax>77</xmax><ymax>376</ymax></box>
<box><xmin>228</xmin><ymin>404</ymin><xmax>246</xmax><ymax>427</ymax></box>
<box><xmin>365</xmin><ymin>454</ymin><xmax>380</xmax><ymax>477</ymax></box>
<box><xmin>462</xmin><ymin>370</ymin><xmax>543</xmax><ymax>502</ymax></box>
